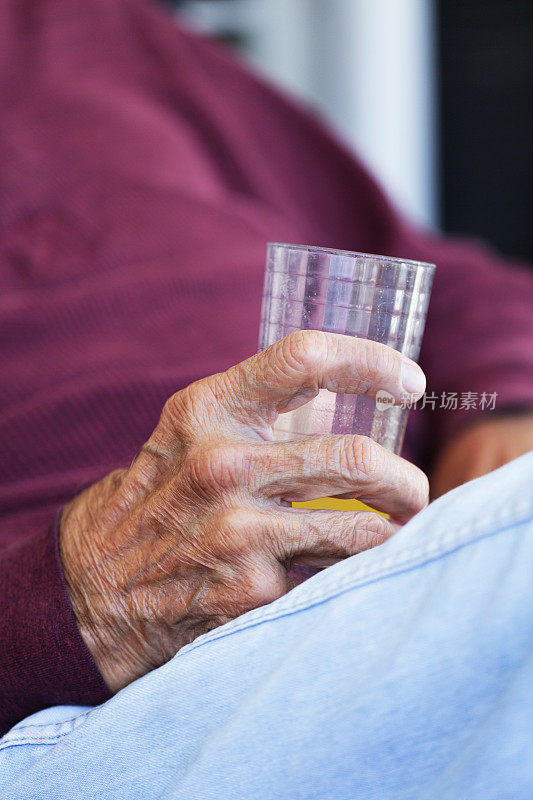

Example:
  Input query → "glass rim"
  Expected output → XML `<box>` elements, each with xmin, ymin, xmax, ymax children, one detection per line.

<box><xmin>268</xmin><ymin>242</ymin><xmax>436</xmax><ymax>272</ymax></box>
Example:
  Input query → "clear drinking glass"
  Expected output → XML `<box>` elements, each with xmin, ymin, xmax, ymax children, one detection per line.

<box><xmin>258</xmin><ymin>243</ymin><xmax>436</xmax><ymax>511</ymax></box>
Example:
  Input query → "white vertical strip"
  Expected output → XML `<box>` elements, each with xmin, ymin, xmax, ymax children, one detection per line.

<box><xmin>307</xmin><ymin>0</ymin><xmax>438</xmax><ymax>228</ymax></box>
<box><xmin>178</xmin><ymin>0</ymin><xmax>438</xmax><ymax>228</ymax></box>
<box><xmin>246</xmin><ymin>0</ymin><xmax>313</xmax><ymax>100</ymax></box>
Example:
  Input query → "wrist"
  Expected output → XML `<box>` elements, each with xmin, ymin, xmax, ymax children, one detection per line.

<box><xmin>59</xmin><ymin>470</ymin><xmax>132</xmax><ymax>692</ymax></box>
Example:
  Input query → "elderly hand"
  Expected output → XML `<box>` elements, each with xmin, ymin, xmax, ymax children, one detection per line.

<box><xmin>431</xmin><ymin>412</ymin><xmax>533</xmax><ymax>498</ymax></box>
<box><xmin>59</xmin><ymin>331</ymin><xmax>428</xmax><ymax>693</ymax></box>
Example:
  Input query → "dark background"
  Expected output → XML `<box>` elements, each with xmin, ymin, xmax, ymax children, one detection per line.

<box><xmin>438</xmin><ymin>0</ymin><xmax>532</xmax><ymax>262</ymax></box>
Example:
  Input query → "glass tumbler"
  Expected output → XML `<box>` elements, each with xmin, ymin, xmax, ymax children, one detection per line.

<box><xmin>258</xmin><ymin>243</ymin><xmax>436</xmax><ymax>512</ymax></box>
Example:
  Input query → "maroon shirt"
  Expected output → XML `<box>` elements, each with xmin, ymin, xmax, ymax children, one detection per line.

<box><xmin>1</xmin><ymin>0</ymin><xmax>533</xmax><ymax>736</ymax></box>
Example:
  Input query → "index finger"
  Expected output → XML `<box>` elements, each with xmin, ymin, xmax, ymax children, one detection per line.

<box><xmin>226</xmin><ymin>330</ymin><xmax>426</xmax><ymax>421</ymax></box>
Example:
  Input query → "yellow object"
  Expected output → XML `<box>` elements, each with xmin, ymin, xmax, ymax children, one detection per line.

<box><xmin>292</xmin><ymin>497</ymin><xmax>388</xmax><ymax>518</ymax></box>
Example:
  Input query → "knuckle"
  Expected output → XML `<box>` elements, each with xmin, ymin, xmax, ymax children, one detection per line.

<box><xmin>216</xmin><ymin>507</ymin><xmax>253</xmax><ymax>540</ymax></box>
<box><xmin>159</xmin><ymin>385</ymin><xmax>198</xmax><ymax>439</ymax></box>
<box><xmin>183</xmin><ymin>442</ymin><xmax>246</xmax><ymax>495</ymax></box>
<box><xmin>240</xmin><ymin>564</ymin><xmax>286</xmax><ymax>608</ymax></box>
<box><xmin>281</xmin><ymin>329</ymin><xmax>328</xmax><ymax>373</ymax></box>
<box><xmin>160</xmin><ymin>375</ymin><xmax>228</xmax><ymax>438</ymax></box>
<box><xmin>342</xmin><ymin>435</ymin><xmax>381</xmax><ymax>483</ymax></box>
<box><xmin>160</xmin><ymin>391</ymin><xmax>182</xmax><ymax>430</ymax></box>
<box><xmin>353</xmin><ymin>512</ymin><xmax>391</xmax><ymax>551</ymax></box>
<box><xmin>201</xmin><ymin>508</ymin><xmax>257</xmax><ymax>564</ymax></box>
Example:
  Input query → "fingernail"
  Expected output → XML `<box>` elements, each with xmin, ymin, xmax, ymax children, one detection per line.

<box><xmin>401</xmin><ymin>360</ymin><xmax>426</xmax><ymax>397</ymax></box>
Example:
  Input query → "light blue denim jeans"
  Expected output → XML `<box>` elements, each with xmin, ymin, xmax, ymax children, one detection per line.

<box><xmin>1</xmin><ymin>452</ymin><xmax>532</xmax><ymax>800</ymax></box>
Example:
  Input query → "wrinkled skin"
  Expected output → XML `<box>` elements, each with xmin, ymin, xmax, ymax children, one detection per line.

<box><xmin>60</xmin><ymin>330</ymin><xmax>429</xmax><ymax>693</ymax></box>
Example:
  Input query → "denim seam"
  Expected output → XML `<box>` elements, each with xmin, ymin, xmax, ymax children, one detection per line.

<box><xmin>307</xmin><ymin>502</ymin><xmax>532</xmax><ymax>602</ymax></box>
<box><xmin>173</xmin><ymin>502</ymin><xmax>532</xmax><ymax>660</ymax></box>
<box><xmin>0</xmin><ymin>710</ymin><xmax>94</xmax><ymax>750</ymax></box>
<box><xmin>0</xmin><ymin>735</ymin><xmax>67</xmax><ymax>751</ymax></box>
<box><xmin>2</xmin><ymin>709</ymin><xmax>93</xmax><ymax>737</ymax></box>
